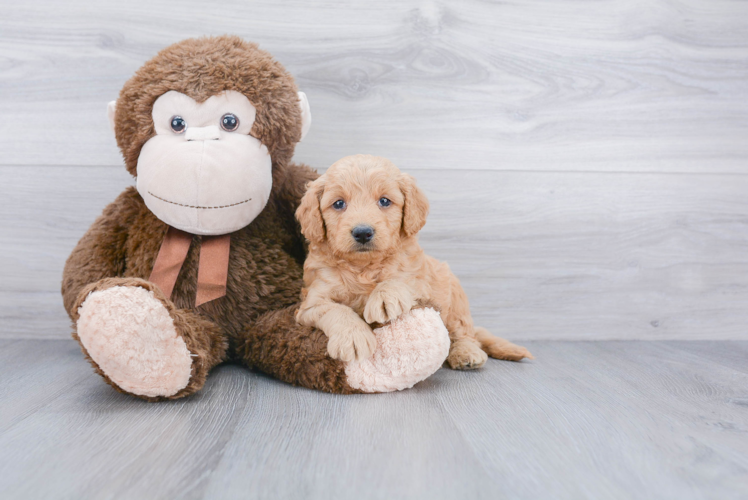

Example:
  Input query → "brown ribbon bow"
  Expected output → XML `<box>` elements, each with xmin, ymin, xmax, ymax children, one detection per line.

<box><xmin>149</xmin><ymin>226</ymin><xmax>231</xmax><ymax>307</ymax></box>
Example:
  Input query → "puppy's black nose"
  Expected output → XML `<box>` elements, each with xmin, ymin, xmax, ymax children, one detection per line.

<box><xmin>352</xmin><ymin>225</ymin><xmax>375</xmax><ymax>244</ymax></box>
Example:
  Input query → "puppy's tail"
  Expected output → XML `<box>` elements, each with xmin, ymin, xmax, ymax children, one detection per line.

<box><xmin>474</xmin><ymin>326</ymin><xmax>534</xmax><ymax>361</ymax></box>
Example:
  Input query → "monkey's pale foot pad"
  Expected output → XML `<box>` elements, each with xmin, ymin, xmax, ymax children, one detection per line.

<box><xmin>76</xmin><ymin>286</ymin><xmax>192</xmax><ymax>397</ymax></box>
<box><xmin>345</xmin><ymin>307</ymin><xmax>450</xmax><ymax>393</ymax></box>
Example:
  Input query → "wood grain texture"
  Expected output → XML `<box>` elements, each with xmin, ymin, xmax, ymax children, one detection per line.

<box><xmin>2</xmin><ymin>0</ymin><xmax>747</xmax><ymax>340</ymax></box>
<box><xmin>3</xmin><ymin>4</ymin><xmax>746</xmax><ymax>498</ymax></box>
<box><xmin>0</xmin><ymin>166</ymin><xmax>135</xmax><ymax>338</ymax></box>
<box><xmin>0</xmin><ymin>339</ymin><xmax>746</xmax><ymax>499</ymax></box>
<box><xmin>3</xmin><ymin>165</ymin><xmax>747</xmax><ymax>340</ymax></box>
<box><xmin>0</xmin><ymin>0</ymin><xmax>747</xmax><ymax>172</ymax></box>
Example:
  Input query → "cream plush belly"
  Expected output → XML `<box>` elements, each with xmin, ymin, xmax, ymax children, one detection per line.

<box><xmin>344</xmin><ymin>307</ymin><xmax>450</xmax><ymax>393</ymax></box>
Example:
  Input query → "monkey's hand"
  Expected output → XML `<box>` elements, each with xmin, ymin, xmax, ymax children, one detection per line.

<box><xmin>364</xmin><ymin>281</ymin><xmax>416</xmax><ymax>324</ymax></box>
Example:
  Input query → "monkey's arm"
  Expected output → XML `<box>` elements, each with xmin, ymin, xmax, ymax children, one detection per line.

<box><xmin>275</xmin><ymin>162</ymin><xmax>320</xmax><ymax>263</ymax></box>
<box><xmin>61</xmin><ymin>187</ymin><xmax>141</xmax><ymax>319</ymax></box>
<box><xmin>279</xmin><ymin>162</ymin><xmax>319</xmax><ymax>206</ymax></box>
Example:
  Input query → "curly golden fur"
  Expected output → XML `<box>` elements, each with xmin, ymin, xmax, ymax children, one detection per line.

<box><xmin>295</xmin><ymin>155</ymin><xmax>533</xmax><ymax>368</ymax></box>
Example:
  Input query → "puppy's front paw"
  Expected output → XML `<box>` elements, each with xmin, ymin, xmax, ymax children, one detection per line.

<box><xmin>364</xmin><ymin>286</ymin><xmax>415</xmax><ymax>324</ymax></box>
<box><xmin>327</xmin><ymin>322</ymin><xmax>377</xmax><ymax>362</ymax></box>
<box><xmin>447</xmin><ymin>340</ymin><xmax>488</xmax><ymax>370</ymax></box>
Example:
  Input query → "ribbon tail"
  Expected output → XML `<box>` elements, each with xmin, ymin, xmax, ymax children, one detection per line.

<box><xmin>195</xmin><ymin>234</ymin><xmax>231</xmax><ymax>307</ymax></box>
<box><xmin>149</xmin><ymin>226</ymin><xmax>193</xmax><ymax>300</ymax></box>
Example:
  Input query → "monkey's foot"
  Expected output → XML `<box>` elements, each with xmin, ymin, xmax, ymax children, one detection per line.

<box><xmin>76</xmin><ymin>286</ymin><xmax>193</xmax><ymax>398</ymax></box>
<box><xmin>344</xmin><ymin>307</ymin><xmax>450</xmax><ymax>392</ymax></box>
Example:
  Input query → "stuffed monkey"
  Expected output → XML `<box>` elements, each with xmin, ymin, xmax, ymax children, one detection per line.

<box><xmin>61</xmin><ymin>36</ymin><xmax>449</xmax><ymax>400</ymax></box>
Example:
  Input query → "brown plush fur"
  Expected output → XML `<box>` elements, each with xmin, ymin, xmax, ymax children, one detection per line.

<box><xmin>62</xmin><ymin>36</ymin><xmax>357</xmax><ymax>398</ymax></box>
<box><xmin>295</xmin><ymin>155</ymin><xmax>533</xmax><ymax>368</ymax></box>
<box><xmin>115</xmin><ymin>36</ymin><xmax>302</xmax><ymax>190</ymax></box>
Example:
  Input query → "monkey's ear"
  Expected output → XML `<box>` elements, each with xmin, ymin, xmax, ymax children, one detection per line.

<box><xmin>298</xmin><ymin>92</ymin><xmax>312</xmax><ymax>142</ymax></box>
<box><xmin>107</xmin><ymin>100</ymin><xmax>117</xmax><ymax>134</ymax></box>
<box><xmin>400</xmin><ymin>173</ymin><xmax>430</xmax><ymax>236</ymax></box>
<box><xmin>296</xmin><ymin>177</ymin><xmax>325</xmax><ymax>244</ymax></box>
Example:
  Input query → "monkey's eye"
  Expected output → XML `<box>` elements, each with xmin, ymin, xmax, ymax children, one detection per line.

<box><xmin>220</xmin><ymin>113</ymin><xmax>239</xmax><ymax>132</ymax></box>
<box><xmin>332</xmin><ymin>200</ymin><xmax>346</xmax><ymax>210</ymax></box>
<box><xmin>378</xmin><ymin>197</ymin><xmax>392</xmax><ymax>208</ymax></box>
<box><xmin>170</xmin><ymin>116</ymin><xmax>186</xmax><ymax>134</ymax></box>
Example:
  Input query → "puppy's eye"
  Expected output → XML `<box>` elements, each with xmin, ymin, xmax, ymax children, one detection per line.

<box><xmin>170</xmin><ymin>116</ymin><xmax>186</xmax><ymax>134</ymax></box>
<box><xmin>332</xmin><ymin>200</ymin><xmax>346</xmax><ymax>210</ymax></box>
<box><xmin>220</xmin><ymin>113</ymin><xmax>239</xmax><ymax>132</ymax></box>
<box><xmin>378</xmin><ymin>197</ymin><xmax>392</xmax><ymax>208</ymax></box>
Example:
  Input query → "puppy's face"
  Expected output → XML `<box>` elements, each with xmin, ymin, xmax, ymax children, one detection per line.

<box><xmin>320</xmin><ymin>164</ymin><xmax>405</xmax><ymax>255</ymax></box>
<box><xmin>296</xmin><ymin>155</ymin><xmax>429</xmax><ymax>258</ymax></box>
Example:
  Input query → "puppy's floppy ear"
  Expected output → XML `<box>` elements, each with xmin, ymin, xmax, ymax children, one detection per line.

<box><xmin>296</xmin><ymin>177</ymin><xmax>326</xmax><ymax>244</ymax></box>
<box><xmin>400</xmin><ymin>173</ymin><xmax>430</xmax><ymax>236</ymax></box>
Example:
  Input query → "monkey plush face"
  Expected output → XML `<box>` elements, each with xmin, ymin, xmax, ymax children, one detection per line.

<box><xmin>110</xmin><ymin>36</ymin><xmax>312</xmax><ymax>235</ymax></box>
<box><xmin>136</xmin><ymin>90</ymin><xmax>272</xmax><ymax>235</ymax></box>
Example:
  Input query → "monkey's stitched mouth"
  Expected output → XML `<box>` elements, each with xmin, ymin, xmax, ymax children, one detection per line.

<box><xmin>148</xmin><ymin>191</ymin><xmax>251</xmax><ymax>209</ymax></box>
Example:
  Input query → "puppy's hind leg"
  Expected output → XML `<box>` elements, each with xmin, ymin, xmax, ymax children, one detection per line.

<box><xmin>474</xmin><ymin>326</ymin><xmax>534</xmax><ymax>361</ymax></box>
<box><xmin>447</xmin><ymin>337</ymin><xmax>488</xmax><ymax>370</ymax></box>
<box><xmin>442</xmin><ymin>276</ymin><xmax>489</xmax><ymax>370</ymax></box>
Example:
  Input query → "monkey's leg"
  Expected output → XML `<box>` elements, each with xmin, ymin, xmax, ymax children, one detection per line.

<box><xmin>238</xmin><ymin>305</ymin><xmax>449</xmax><ymax>393</ymax></box>
<box><xmin>71</xmin><ymin>277</ymin><xmax>227</xmax><ymax>401</ymax></box>
<box><xmin>238</xmin><ymin>305</ymin><xmax>357</xmax><ymax>393</ymax></box>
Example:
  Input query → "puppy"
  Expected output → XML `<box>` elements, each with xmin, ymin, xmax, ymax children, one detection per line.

<box><xmin>295</xmin><ymin>154</ymin><xmax>533</xmax><ymax>368</ymax></box>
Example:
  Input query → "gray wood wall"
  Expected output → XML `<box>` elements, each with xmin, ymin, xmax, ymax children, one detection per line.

<box><xmin>2</xmin><ymin>0</ymin><xmax>747</xmax><ymax>340</ymax></box>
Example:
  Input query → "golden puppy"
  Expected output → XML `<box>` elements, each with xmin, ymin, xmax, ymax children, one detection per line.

<box><xmin>295</xmin><ymin>154</ymin><xmax>533</xmax><ymax>369</ymax></box>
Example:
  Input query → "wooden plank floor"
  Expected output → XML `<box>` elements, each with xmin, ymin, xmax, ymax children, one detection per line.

<box><xmin>1</xmin><ymin>339</ymin><xmax>746</xmax><ymax>499</ymax></box>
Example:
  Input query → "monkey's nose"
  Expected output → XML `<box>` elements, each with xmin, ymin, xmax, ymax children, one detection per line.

<box><xmin>352</xmin><ymin>225</ymin><xmax>375</xmax><ymax>244</ymax></box>
<box><xmin>185</xmin><ymin>125</ymin><xmax>221</xmax><ymax>141</ymax></box>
